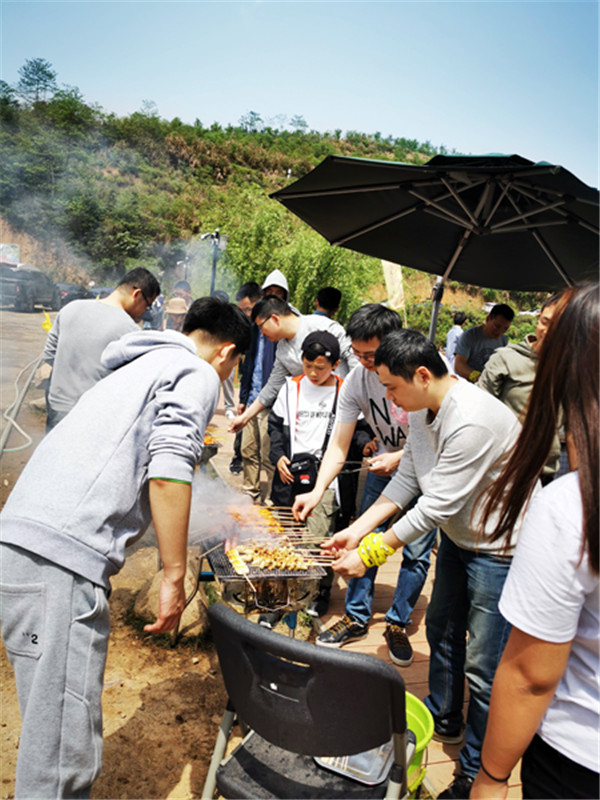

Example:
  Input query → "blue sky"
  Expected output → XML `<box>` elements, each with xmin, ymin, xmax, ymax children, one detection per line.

<box><xmin>1</xmin><ymin>0</ymin><xmax>598</xmax><ymax>187</ymax></box>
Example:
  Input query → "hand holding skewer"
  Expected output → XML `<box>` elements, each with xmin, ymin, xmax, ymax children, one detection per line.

<box><xmin>292</xmin><ymin>489</ymin><xmax>320</xmax><ymax>521</ymax></box>
<box><xmin>320</xmin><ymin>528</ymin><xmax>368</xmax><ymax>578</ymax></box>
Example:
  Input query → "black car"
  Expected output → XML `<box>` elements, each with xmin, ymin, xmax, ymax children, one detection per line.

<box><xmin>0</xmin><ymin>264</ymin><xmax>61</xmax><ymax>312</ymax></box>
<box><xmin>56</xmin><ymin>282</ymin><xmax>94</xmax><ymax>307</ymax></box>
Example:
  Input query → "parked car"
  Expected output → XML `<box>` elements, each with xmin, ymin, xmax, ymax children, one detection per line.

<box><xmin>0</xmin><ymin>263</ymin><xmax>20</xmax><ymax>306</ymax></box>
<box><xmin>56</xmin><ymin>282</ymin><xmax>94</xmax><ymax>307</ymax></box>
<box><xmin>0</xmin><ymin>264</ymin><xmax>61</xmax><ymax>312</ymax></box>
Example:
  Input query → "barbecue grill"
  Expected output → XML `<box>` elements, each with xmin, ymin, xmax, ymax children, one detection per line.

<box><xmin>189</xmin><ymin>506</ymin><xmax>332</xmax><ymax>634</ymax></box>
<box><xmin>206</xmin><ymin>540</ymin><xmax>326</xmax><ymax>617</ymax></box>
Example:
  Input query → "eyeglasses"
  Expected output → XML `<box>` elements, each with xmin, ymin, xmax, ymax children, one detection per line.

<box><xmin>351</xmin><ymin>347</ymin><xmax>377</xmax><ymax>364</ymax></box>
<box><xmin>139</xmin><ymin>290</ymin><xmax>153</xmax><ymax>310</ymax></box>
<box><xmin>256</xmin><ymin>316</ymin><xmax>272</xmax><ymax>330</ymax></box>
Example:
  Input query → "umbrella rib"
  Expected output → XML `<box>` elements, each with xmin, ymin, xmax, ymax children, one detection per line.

<box><xmin>531</xmin><ymin>231</ymin><xmax>573</xmax><ymax>285</ymax></box>
<box><xmin>483</xmin><ymin>182</ymin><xmax>511</xmax><ymax>227</ymax></box>
<box><xmin>509</xmin><ymin>184</ymin><xmax>600</xmax><ymax>234</ymax></box>
<box><xmin>332</xmin><ymin>205</ymin><xmax>419</xmax><ymax>246</ymax></box>
<box><xmin>489</xmin><ymin>198</ymin><xmax>568</xmax><ymax>231</ymax></box>
<box><xmin>503</xmin><ymin>191</ymin><xmax>575</xmax><ymax>285</ymax></box>
<box><xmin>439</xmin><ymin>176</ymin><xmax>482</xmax><ymax>227</ymax></box>
<box><xmin>423</xmin><ymin>207</ymin><xmax>476</xmax><ymax>231</ymax></box>
<box><xmin>408</xmin><ymin>189</ymin><xmax>476</xmax><ymax>230</ymax></box>
<box><xmin>440</xmin><ymin>181</ymin><xmax>494</xmax><ymax>283</ymax></box>
<box><xmin>511</xmin><ymin>179</ymin><xmax>599</xmax><ymax>206</ymax></box>
<box><xmin>491</xmin><ymin>220</ymin><xmax>569</xmax><ymax>234</ymax></box>
<box><xmin>275</xmin><ymin>183</ymin><xmax>404</xmax><ymax>200</ymax></box>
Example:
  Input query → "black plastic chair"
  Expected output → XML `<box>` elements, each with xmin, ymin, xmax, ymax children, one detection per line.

<box><xmin>202</xmin><ymin>602</ymin><xmax>411</xmax><ymax>799</ymax></box>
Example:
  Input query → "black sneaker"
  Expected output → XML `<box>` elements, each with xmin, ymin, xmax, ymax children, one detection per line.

<box><xmin>316</xmin><ymin>614</ymin><xmax>368</xmax><ymax>647</ymax></box>
<box><xmin>433</xmin><ymin>719</ymin><xmax>465</xmax><ymax>744</ymax></box>
<box><xmin>384</xmin><ymin>624</ymin><xmax>413</xmax><ymax>666</ymax></box>
<box><xmin>312</xmin><ymin>586</ymin><xmax>331</xmax><ymax>617</ymax></box>
<box><xmin>437</xmin><ymin>774</ymin><xmax>474</xmax><ymax>799</ymax></box>
<box><xmin>229</xmin><ymin>457</ymin><xmax>242</xmax><ymax>475</ymax></box>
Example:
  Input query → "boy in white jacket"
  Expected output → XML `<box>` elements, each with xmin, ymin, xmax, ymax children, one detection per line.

<box><xmin>268</xmin><ymin>330</ymin><xmax>343</xmax><ymax>538</ymax></box>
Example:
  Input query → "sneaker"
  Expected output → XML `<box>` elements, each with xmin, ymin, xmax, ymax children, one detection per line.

<box><xmin>437</xmin><ymin>774</ymin><xmax>474</xmax><ymax>799</ymax></box>
<box><xmin>384</xmin><ymin>624</ymin><xmax>413</xmax><ymax>666</ymax></box>
<box><xmin>307</xmin><ymin>587</ymin><xmax>331</xmax><ymax>618</ymax></box>
<box><xmin>316</xmin><ymin>614</ymin><xmax>368</xmax><ymax>648</ymax></box>
<box><xmin>229</xmin><ymin>457</ymin><xmax>242</xmax><ymax>475</ymax></box>
<box><xmin>432</xmin><ymin>719</ymin><xmax>465</xmax><ymax>744</ymax></box>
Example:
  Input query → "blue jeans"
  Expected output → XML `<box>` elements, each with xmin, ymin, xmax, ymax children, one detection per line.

<box><xmin>345</xmin><ymin>472</ymin><xmax>436</xmax><ymax>627</ymax></box>
<box><xmin>424</xmin><ymin>532</ymin><xmax>511</xmax><ymax>778</ymax></box>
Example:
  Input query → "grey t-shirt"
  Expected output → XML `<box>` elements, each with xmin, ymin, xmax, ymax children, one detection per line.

<box><xmin>44</xmin><ymin>299</ymin><xmax>138</xmax><ymax>413</ymax></box>
<box><xmin>455</xmin><ymin>326</ymin><xmax>508</xmax><ymax>372</ymax></box>
<box><xmin>336</xmin><ymin>364</ymin><xmax>408</xmax><ymax>455</ymax></box>
<box><xmin>257</xmin><ymin>314</ymin><xmax>358</xmax><ymax>408</ymax></box>
<box><xmin>383</xmin><ymin>378</ymin><xmax>524</xmax><ymax>553</ymax></box>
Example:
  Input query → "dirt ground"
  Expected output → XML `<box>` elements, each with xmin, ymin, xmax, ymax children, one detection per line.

<box><xmin>0</xmin><ymin>306</ymin><xmax>283</xmax><ymax>799</ymax></box>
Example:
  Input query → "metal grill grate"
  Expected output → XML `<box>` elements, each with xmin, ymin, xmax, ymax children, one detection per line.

<box><xmin>207</xmin><ymin>543</ymin><xmax>326</xmax><ymax>582</ymax></box>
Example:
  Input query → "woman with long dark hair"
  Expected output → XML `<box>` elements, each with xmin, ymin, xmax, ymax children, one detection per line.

<box><xmin>471</xmin><ymin>283</ymin><xmax>599</xmax><ymax>799</ymax></box>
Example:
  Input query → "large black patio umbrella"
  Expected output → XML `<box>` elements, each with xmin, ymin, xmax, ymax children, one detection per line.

<box><xmin>271</xmin><ymin>153</ymin><xmax>599</xmax><ymax>337</ymax></box>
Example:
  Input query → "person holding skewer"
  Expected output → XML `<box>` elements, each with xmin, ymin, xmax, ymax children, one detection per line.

<box><xmin>321</xmin><ymin>328</ymin><xmax>524</xmax><ymax>800</ymax></box>
<box><xmin>293</xmin><ymin>304</ymin><xmax>437</xmax><ymax>665</ymax></box>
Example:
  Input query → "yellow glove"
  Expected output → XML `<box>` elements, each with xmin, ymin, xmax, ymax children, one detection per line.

<box><xmin>468</xmin><ymin>370</ymin><xmax>481</xmax><ymax>383</ymax></box>
<box><xmin>358</xmin><ymin>532</ymin><xmax>395</xmax><ymax>568</ymax></box>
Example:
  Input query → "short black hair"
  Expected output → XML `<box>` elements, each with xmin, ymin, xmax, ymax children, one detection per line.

<box><xmin>174</xmin><ymin>280</ymin><xmax>191</xmax><ymax>292</ymax></box>
<box><xmin>453</xmin><ymin>311</ymin><xmax>467</xmax><ymax>325</ymax></box>
<box><xmin>489</xmin><ymin>303</ymin><xmax>514</xmax><ymax>322</ymax></box>
<box><xmin>251</xmin><ymin>295</ymin><xmax>294</xmax><ymax>322</ymax></box>
<box><xmin>183</xmin><ymin>296</ymin><xmax>252</xmax><ymax>355</ymax></box>
<box><xmin>301</xmin><ymin>330</ymin><xmax>340</xmax><ymax>364</ymax></box>
<box><xmin>118</xmin><ymin>268</ymin><xmax>160</xmax><ymax>299</ymax></box>
<box><xmin>374</xmin><ymin>329</ymin><xmax>448</xmax><ymax>380</ymax></box>
<box><xmin>236</xmin><ymin>282</ymin><xmax>262</xmax><ymax>303</ymax></box>
<box><xmin>211</xmin><ymin>289</ymin><xmax>230</xmax><ymax>303</ymax></box>
<box><xmin>346</xmin><ymin>303</ymin><xmax>403</xmax><ymax>342</ymax></box>
<box><xmin>316</xmin><ymin>286</ymin><xmax>342</xmax><ymax>312</ymax></box>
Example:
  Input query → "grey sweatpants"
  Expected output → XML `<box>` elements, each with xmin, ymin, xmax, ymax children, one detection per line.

<box><xmin>0</xmin><ymin>544</ymin><xmax>110</xmax><ymax>799</ymax></box>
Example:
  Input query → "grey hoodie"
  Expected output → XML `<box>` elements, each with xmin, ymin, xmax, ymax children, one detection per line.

<box><xmin>1</xmin><ymin>330</ymin><xmax>220</xmax><ymax>588</ymax></box>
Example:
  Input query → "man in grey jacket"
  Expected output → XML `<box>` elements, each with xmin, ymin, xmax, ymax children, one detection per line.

<box><xmin>43</xmin><ymin>267</ymin><xmax>160</xmax><ymax>431</ymax></box>
<box><xmin>0</xmin><ymin>297</ymin><xmax>251</xmax><ymax>799</ymax></box>
<box><xmin>478</xmin><ymin>295</ymin><xmax>560</xmax><ymax>484</ymax></box>
<box><xmin>324</xmin><ymin>330</ymin><xmax>524</xmax><ymax>800</ymax></box>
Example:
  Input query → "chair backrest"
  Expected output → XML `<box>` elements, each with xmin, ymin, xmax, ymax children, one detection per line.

<box><xmin>208</xmin><ymin>602</ymin><xmax>407</xmax><ymax>757</ymax></box>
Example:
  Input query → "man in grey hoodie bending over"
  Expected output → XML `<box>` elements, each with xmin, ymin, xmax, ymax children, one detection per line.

<box><xmin>0</xmin><ymin>296</ymin><xmax>251</xmax><ymax>799</ymax></box>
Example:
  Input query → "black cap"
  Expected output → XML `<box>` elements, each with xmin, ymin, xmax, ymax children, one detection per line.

<box><xmin>301</xmin><ymin>330</ymin><xmax>340</xmax><ymax>363</ymax></box>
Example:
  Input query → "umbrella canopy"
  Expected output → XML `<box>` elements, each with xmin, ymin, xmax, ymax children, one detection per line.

<box><xmin>271</xmin><ymin>154</ymin><xmax>599</xmax><ymax>293</ymax></box>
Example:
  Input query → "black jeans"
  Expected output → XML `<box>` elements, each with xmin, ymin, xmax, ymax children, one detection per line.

<box><xmin>522</xmin><ymin>734</ymin><xmax>599</xmax><ymax>799</ymax></box>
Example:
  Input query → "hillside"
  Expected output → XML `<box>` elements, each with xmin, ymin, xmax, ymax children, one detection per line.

<box><xmin>1</xmin><ymin>61</ymin><xmax>548</xmax><ymax>343</ymax></box>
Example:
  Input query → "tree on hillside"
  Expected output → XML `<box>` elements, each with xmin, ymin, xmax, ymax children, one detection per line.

<box><xmin>289</xmin><ymin>115</ymin><xmax>308</xmax><ymax>132</ymax></box>
<box><xmin>17</xmin><ymin>57</ymin><xmax>58</xmax><ymax>104</ymax></box>
<box><xmin>0</xmin><ymin>80</ymin><xmax>19</xmax><ymax>122</ymax></box>
<box><xmin>239</xmin><ymin>110</ymin><xmax>263</xmax><ymax>132</ymax></box>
